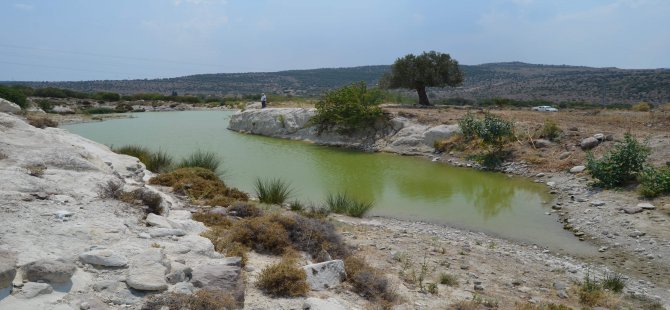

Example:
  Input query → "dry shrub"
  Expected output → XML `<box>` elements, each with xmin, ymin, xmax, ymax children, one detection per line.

<box><xmin>141</xmin><ymin>289</ymin><xmax>238</xmax><ymax>310</ymax></box>
<box><xmin>202</xmin><ymin>226</ymin><xmax>250</xmax><ymax>266</ymax></box>
<box><xmin>515</xmin><ymin>302</ymin><xmax>573</xmax><ymax>310</ymax></box>
<box><xmin>256</xmin><ymin>254</ymin><xmax>309</xmax><ymax>297</ymax></box>
<box><xmin>192</xmin><ymin>210</ymin><xmax>233</xmax><ymax>228</ymax></box>
<box><xmin>27</xmin><ymin>115</ymin><xmax>58</xmax><ymax>129</ymax></box>
<box><xmin>344</xmin><ymin>255</ymin><xmax>396</xmax><ymax>307</ymax></box>
<box><xmin>24</xmin><ymin>164</ymin><xmax>46</xmax><ymax>177</ymax></box>
<box><xmin>96</xmin><ymin>180</ymin><xmax>163</xmax><ymax>214</ymax></box>
<box><xmin>149</xmin><ymin>167</ymin><xmax>248</xmax><ymax>205</ymax></box>
<box><xmin>227</xmin><ymin>201</ymin><xmax>262</xmax><ymax>218</ymax></box>
<box><xmin>277</xmin><ymin>214</ymin><xmax>349</xmax><ymax>259</ymax></box>
<box><xmin>631</xmin><ymin>101</ymin><xmax>652</xmax><ymax>112</ymax></box>
<box><xmin>97</xmin><ymin>180</ymin><xmax>124</xmax><ymax>199</ymax></box>
<box><xmin>226</xmin><ymin>215</ymin><xmax>292</xmax><ymax>255</ymax></box>
<box><xmin>434</xmin><ymin>134</ymin><xmax>464</xmax><ymax>153</ymax></box>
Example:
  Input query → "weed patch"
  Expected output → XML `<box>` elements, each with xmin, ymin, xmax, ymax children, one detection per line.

<box><xmin>344</xmin><ymin>255</ymin><xmax>396</xmax><ymax>307</ymax></box>
<box><xmin>141</xmin><ymin>289</ymin><xmax>238</xmax><ymax>310</ymax></box>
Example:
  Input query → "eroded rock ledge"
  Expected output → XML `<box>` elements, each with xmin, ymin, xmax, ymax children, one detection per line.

<box><xmin>227</xmin><ymin>107</ymin><xmax>460</xmax><ymax>155</ymax></box>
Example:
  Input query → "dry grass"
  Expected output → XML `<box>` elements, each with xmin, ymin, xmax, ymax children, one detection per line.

<box><xmin>344</xmin><ymin>255</ymin><xmax>396</xmax><ymax>308</ymax></box>
<box><xmin>149</xmin><ymin>167</ymin><xmax>247</xmax><ymax>206</ymax></box>
<box><xmin>226</xmin><ymin>215</ymin><xmax>292</xmax><ymax>255</ymax></box>
<box><xmin>141</xmin><ymin>290</ymin><xmax>239</xmax><ymax>310</ymax></box>
<box><xmin>256</xmin><ymin>254</ymin><xmax>309</xmax><ymax>297</ymax></box>
<box><xmin>26</xmin><ymin>115</ymin><xmax>58</xmax><ymax>129</ymax></box>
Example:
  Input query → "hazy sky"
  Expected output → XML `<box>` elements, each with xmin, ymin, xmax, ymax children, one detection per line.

<box><xmin>1</xmin><ymin>0</ymin><xmax>668</xmax><ymax>81</ymax></box>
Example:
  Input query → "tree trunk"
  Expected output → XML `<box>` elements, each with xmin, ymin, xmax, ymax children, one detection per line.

<box><xmin>416</xmin><ymin>86</ymin><xmax>430</xmax><ymax>106</ymax></box>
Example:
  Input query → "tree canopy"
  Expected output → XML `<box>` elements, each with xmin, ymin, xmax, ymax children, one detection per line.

<box><xmin>381</xmin><ymin>51</ymin><xmax>463</xmax><ymax>105</ymax></box>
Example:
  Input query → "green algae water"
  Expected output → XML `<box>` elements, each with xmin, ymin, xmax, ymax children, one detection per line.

<box><xmin>63</xmin><ymin>110</ymin><xmax>594</xmax><ymax>255</ymax></box>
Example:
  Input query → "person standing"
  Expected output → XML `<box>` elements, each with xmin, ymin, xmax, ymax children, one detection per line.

<box><xmin>261</xmin><ymin>93</ymin><xmax>267</xmax><ymax>108</ymax></box>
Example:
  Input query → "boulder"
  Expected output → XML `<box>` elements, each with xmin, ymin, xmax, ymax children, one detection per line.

<box><xmin>302</xmin><ymin>297</ymin><xmax>348</xmax><ymax>310</ymax></box>
<box><xmin>22</xmin><ymin>258</ymin><xmax>76</xmax><ymax>283</ymax></box>
<box><xmin>146</xmin><ymin>213</ymin><xmax>172</xmax><ymax>229</ymax></box>
<box><xmin>126</xmin><ymin>249</ymin><xmax>169</xmax><ymax>291</ymax></box>
<box><xmin>79</xmin><ymin>249</ymin><xmax>128</xmax><ymax>267</ymax></box>
<box><xmin>148</xmin><ymin>228</ymin><xmax>186</xmax><ymax>238</ymax></box>
<box><xmin>532</xmin><ymin>139</ymin><xmax>553</xmax><ymax>148</ymax></box>
<box><xmin>570</xmin><ymin>165</ymin><xmax>586</xmax><ymax>173</ymax></box>
<box><xmin>0</xmin><ymin>251</ymin><xmax>17</xmax><ymax>289</ymax></box>
<box><xmin>302</xmin><ymin>260</ymin><xmax>346</xmax><ymax>291</ymax></box>
<box><xmin>190</xmin><ymin>261</ymin><xmax>244</xmax><ymax>304</ymax></box>
<box><xmin>16</xmin><ymin>282</ymin><xmax>53</xmax><ymax>299</ymax></box>
<box><xmin>558</xmin><ymin>152</ymin><xmax>571</xmax><ymax>160</ymax></box>
<box><xmin>423</xmin><ymin>124</ymin><xmax>460</xmax><ymax>146</ymax></box>
<box><xmin>0</xmin><ymin>98</ymin><xmax>21</xmax><ymax>113</ymax></box>
<box><xmin>166</xmin><ymin>262</ymin><xmax>192</xmax><ymax>284</ymax></box>
<box><xmin>622</xmin><ymin>206</ymin><xmax>643</xmax><ymax>214</ymax></box>
<box><xmin>51</xmin><ymin>105</ymin><xmax>75</xmax><ymax>114</ymax></box>
<box><xmin>637</xmin><ymin>202</ymin><xmax>656</xmax><ymax>210</ymax></box>
<box><xmin>169</xmin><ymin>282</ymin><xmax>195</xmax><ymax>294</ymax></box>
<box><xmin>580</xmin><ymin>137</ymin><xmax>600</xmax><ymax>150</ymax></box>
<box><xmin>593</xmin><ymin>133</ymin><xmax>605</xmax><ymax>141</ymax></box>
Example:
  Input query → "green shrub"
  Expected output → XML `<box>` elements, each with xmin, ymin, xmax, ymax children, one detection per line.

<box><xmin>0</xmin><ymin>85</ymin><xmax>28</xmax><ymax>109</ymax></box>
<box><xmin>632</xmin><ymin>101</ymin><xmax>652</xmax><ymax>111</ymax></box>
<box><xmin>478</xmin><ymin>112</ymin><xmax>515</xmax><ymax>148</ymax></box>
<box><xmin>457</xmin><ymin>113</ymin><xmax>480</xmax><ymax>141</ymax></box>
<box><xmin>586</xmin><ymin>133</ymin><xmax>649</xmax><ymax>188</ymax></box>
<box><xmin>310</xmin><ymin>81</ymin><xmax>385</xmax><ymax>135</ymax></box>
<box><xmin>601</xmin><ymin>272</ymin><xmax>625</xmax><ymax>293</ymax></box>
<box><xmin>177</xmin><ymin>150</ymin><xmax>221</xmax><ymax>172</ymax></box>
<box><xmin>93</xmin><ymin>92</ymin><xmax>121</xmax><ymax>101</ymax></box>
<box><xmin>35</xmin><ymin>99</ymin><xmax>54</xmax><ymax>112</ymax></box>
<box><xmin>256</xmin><ymin>255</ymin><xmax>309</xmax><ymax>297</ymax></box>
<box><xmin>638</xmin><ymin>166</ymin><xmax>670</xmax><ymax>198</ymax></box>
<box><xmin>540</xmin><ymin>119</ymin><xmax>561</xmax><ymax>141</ymax></box>
<box><xmin>254</xmin><ymin>177</ymin><xmax>292</xmax><ymax>204</ymax></box>
<box><xmin>326</xmin><ymin>192</ymin><xmax>374</xmax><ymax>217</ymax></box>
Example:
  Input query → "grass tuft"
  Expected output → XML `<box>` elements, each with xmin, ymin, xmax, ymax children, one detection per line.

<box><xmin>146</xmin><ymin>149</ymin><xmax>174</xmax><ymax>173</ymax></box>
<box><xmin>439</xmin><ymin>272</ymin><xmax>459</xmax><ymax>286</ymax></box>
<box><xmin>177</xmin><ymin>150</ymin><xmax>221</xmax><ymax>172</ymax></box>
<box><xmin>326</xmin><ymin>192</ymin><xmax>374</xmax><ymax>217</ymax></box>
<box><xmin>254</xmin><ymin>177</ymin><xmax>292</xmax><ymax>204</ymax></box>
<box><xmin>602</xmin><ymin>272</ymin><xmax>625</xmax><ymax>293</ymax></box>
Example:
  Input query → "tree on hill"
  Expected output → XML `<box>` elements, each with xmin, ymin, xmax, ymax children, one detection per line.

<box><xmin>380</xmin><ymin>51</ymin><xmax>463</xmax><ymax>106</ymax></box>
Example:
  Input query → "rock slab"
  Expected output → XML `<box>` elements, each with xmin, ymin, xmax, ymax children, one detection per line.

<box><xmin>580</xmin><ymin>137</ymin><xmax>600</xmax><ymax>150</ymax></box>
<box><xmin>0</xmin><ymin>251</ymin><xmax>17</xmax><ymax>289</ymax></box>
<box><xmin>126</xmin><ymin>249</ymin><xmax>169</xmax><ymax>291</ymax></box>
<box><xmin>22</xmin><ymin>258</ymin><xmax>76</xmax><ymax>283</ymax></box>
<box><xmin>79</xmin><ymin>249</ymin><xmax>128</xmax><ymax>267</ymax></box>
<box><xmin>17</xmin><ymin>282</ymin><xmax>52</xmax><ymax>299</ymax></box>
<box><xmin>0</xmin><ymin>98</ymin><xmax>21</xmax><ymax>113</ymax></box>
<box><xmin>302</xmin><ymin>260</ymin><xmax>346</xmax><ymax>291</ymax></box>
<box><xmin>190</xmin><ymin>260</ymin><xmax>244</xmax><ymax>304</ymax></box>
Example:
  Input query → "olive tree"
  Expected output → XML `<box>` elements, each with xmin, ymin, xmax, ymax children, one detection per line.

<box><xmin>380</xmin><ymin>51</ymin><xmax>463</xmax><ymax>106</ymax></box>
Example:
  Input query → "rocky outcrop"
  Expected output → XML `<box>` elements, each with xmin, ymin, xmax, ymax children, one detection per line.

<box><xmin>22</xmin><ymin>258</ymin><xmax>76</xmax><ymax>283</ymax></box>
<box><xmin>302</xmin><ymin>260</ymin><xmax>346</xmax><ymax>291</ymax></box>
<box><xmin>126</xmin><ymin>249</ymin><xmax>170</xmax><ymax>291</ymax></box>
<box><xmin>0</xmin><ymin>98</ymin><xmax>20</xmax><ymax>113</ymax></box>
<box><xmin>227</xmin><ymin>108</ymin><xmax>460</xmax><ymax>154</ymax></box>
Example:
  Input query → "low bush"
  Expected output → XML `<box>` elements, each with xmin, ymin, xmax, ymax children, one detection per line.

<box><xmin>632</xmin><ymin>101</ymin><xmax>653</xmax><ymax>111</ymax></box>
<box><xmin>256</xmin><ymin>254</ymin><xmax>309</xmax><ymax>297</ymax></box>
<box><xmin>27</xmin><ymin>116</ymin><xmax>58</xmax><ymax>128</ymax></box>
<box><xmin>638</xmin><ymin>166</ymin><xmax>670</xmax><ymax>198</ymax></box>
<box><xmin>177</xmin><ymin>150</ymin><xmax>221</xmax><ymax>172</ymax></box>
<box><xmin>457</xmin><ymin>112</ymin><xmax>515</xmax><ymax>169</ymax></box>
<box><xmin>439</xmin><ymin>272</ymin><xmax>458</xmax><ymax>286</ymax></box>
<box><xmin>539</xmin><ymin>119</ymin><xmax>561</xmax><ymax>141</ymax></box>
<box><xmin>326</xmin><ymin>192</ymin><xmax>374</xmax><ymax>217</ymax></box>
<box><xmin>141</xmin><ymin>289</ymin><xmax>238</xmax><ymax>310</ymax></box>
<box><xmin>226</xmin><ymin>215</ymin><xmax>292</xmax><ymax>255</ymax></box>
<box><xmin>277</xmin><ymin>214</ymin><xmax>349</xmax><ymax>259</ymax></box>
<box><xmin>586</xmin><ymin>133</ymin><xmax>650</xmax><ymax>188</ymax></box>
<box><xmin>254</xmin><ymin>177</ymin><xmax>292</xmax><ymax>204</ymax></box>
<box><xmin>344</xmin><ymin>255</ymin><xmax>396</xmax><ymax>307</ymax></box>
<box><xmin>227</xmin><ymin>201</ymin><xmax>262</xmax><ymax>218</ymax></box>
<box><xmin>192</xmin><ymin>210</ymin><xmax>233</xmax><ymax>228</ymax></box>
<box><xmin>458</xmin><ymin>113</ymin><xmax>480</xmax><ymax>141</ymax></box>
<box><xmin>310</xmin><ymin>81</ymin><xmax>385</xmax><ymax>135</ymax></box>
<box><xmin>149</xmin><ymin>167</ymin><xmax>247</xmax><ymax>206</ymax></box>
<box><xmin>96</xmin><ymin>180</ymin><xmax>163</xmax><ymax>214</ymax></box>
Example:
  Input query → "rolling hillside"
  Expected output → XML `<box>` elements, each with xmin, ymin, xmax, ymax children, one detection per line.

<box><xmin>5</xmin><ymin>62</ymin><xmax>669</xmax><ymax>104</ymax></box>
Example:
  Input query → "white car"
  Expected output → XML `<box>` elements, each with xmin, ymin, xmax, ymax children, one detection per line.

<box><xmin>532</xmin><ymin>106</ymin><xmax>558</xmax><ymax>112</ymax></box>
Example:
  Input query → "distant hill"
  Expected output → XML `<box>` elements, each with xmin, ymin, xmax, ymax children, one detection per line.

<box><xmin>5</xmin><ymin>62</ymin><xmax>670</xmax><ymax>104</ymax></box>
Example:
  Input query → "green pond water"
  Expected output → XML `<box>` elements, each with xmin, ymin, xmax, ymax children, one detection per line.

<box><xmin>63</xmin><ymin>110</ymin><xmax>595</xmax><ymax>255</ymax></box>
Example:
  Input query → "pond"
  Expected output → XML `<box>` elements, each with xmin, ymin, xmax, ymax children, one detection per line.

<box><xmin>63</xmin><ymin>110</ymin><xmax>595</xmax><ymax>255</ymax></box>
